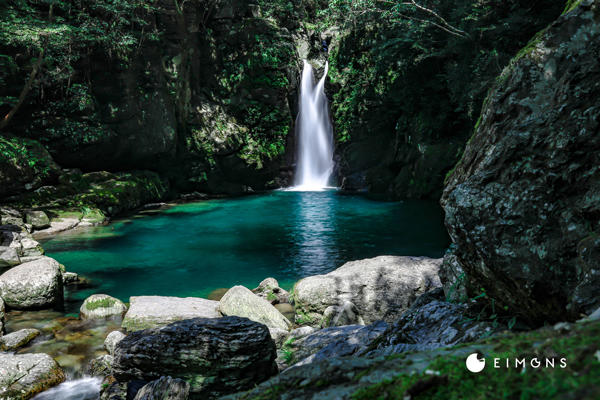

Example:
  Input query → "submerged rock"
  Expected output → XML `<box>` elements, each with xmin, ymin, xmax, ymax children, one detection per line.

<box><xmin>112</xmin><ymin>316</ymin><xmax>277</xmax><ymax>399</ymax></box>
<box><xmin>0</xmin><ymin>353</ymin><xmax>66</xmax><ymax>400</ymax></box>
<box><xmin>80</xmin><ymin>294</ymin><xmax>127</xmax><ymax>320</ymax></box>
<box><xmin>441</xmin><ymin>0</ymin><xmax>600</xmax><ymax>323</ymax></box>
<box><xmin>219</xmin><ymin>285</ymin><xmax>292</xmax><ymax>331</ymax></box>
<box><xmin>0</xmin><ymin>256</ymin><xmax>63</xmax><ymax>310</ymax></box>
<box><xmin>0</xmin><ymin>328</ymin><xmax>41</xmax><ymax>351</ymax></box>
<box><xmin>133</xmin><ymin>376</ymin><xmax>190</xmax><ymax>400</ymax></box>
<box><xmin>121</xmin><ymin>296</ymin><xmax>220</xmax><ymax>331</ymax></box>
<box><xmin>293</xmin><ymin>256</ymin><xmax>442</xmax><ymax>326</ymax></box>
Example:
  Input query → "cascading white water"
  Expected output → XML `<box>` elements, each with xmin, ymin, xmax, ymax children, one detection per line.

<box><xmin>293</xmin><ymin>60</ymin><xmax>334</xmax><ymax>191</ymax></box>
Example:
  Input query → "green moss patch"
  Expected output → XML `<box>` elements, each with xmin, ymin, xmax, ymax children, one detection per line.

<box><xmin>85</xmin><ymin>297</ymin><xmax>117</xmax><ymax>311</ymax></box>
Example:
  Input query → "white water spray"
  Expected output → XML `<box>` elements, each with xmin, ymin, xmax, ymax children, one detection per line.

<box><xmin>292</xmin><ymin>60</ymin><xmax>334</xmax><ymax>191</ymax></box>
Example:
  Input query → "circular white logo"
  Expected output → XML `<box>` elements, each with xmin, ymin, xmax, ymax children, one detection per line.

<box><xmin>466</xmin><ymin>352</ymin><xmax>486</xmax><ymax>373</ymax></box>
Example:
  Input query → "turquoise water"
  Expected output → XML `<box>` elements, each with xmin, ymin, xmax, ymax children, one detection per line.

<box><xmin>42</xmin><ymin>190</ymin><xmax>449</xmax><ymax>313</ymax></box>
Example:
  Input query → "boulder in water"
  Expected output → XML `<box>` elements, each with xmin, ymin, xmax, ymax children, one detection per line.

<box><xmin>0</xmin><ymin>328</ymin><xmax>40</xmax><ymax>351</ymax></box>
<box><xmin>133</xmin><ymin>376</ymin><xmax>190</xmax><ymax>400</ymax></box>
<box><xmin>0</xmin><ymin>353</ymin><xmax>66</xmax><ymax>399</ymax></box>
<box><xmin>80</xmin><ymin>294</ymin><xmax>127</xmax><ymax>320</ymax></box>
<box><xmin>121</xmin><ymin>296</ymin><xmax>220</xmax><ymax>331</ymax></box>
<box><xmin>293</xmin><ymin>256</ymin><xmax>442</xmax><ymax>326</ymax></box>
<box><xmin>0</xmin><ymin>256</ymin><xmax>63</xmax><ymax>310</ymax></box>
<box><xmin>219</xmin><ymin>285</ymin><xmax>292</xmax><ymax>331</ymax></box>
<box><xmin>112</xmin><ymin>316</ymin><xmax>278</xmax><ymax>398</ymax></box>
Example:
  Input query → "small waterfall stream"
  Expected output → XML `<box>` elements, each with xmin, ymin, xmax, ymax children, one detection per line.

<box><xmin>293</xmin><ymin>60</ymin><xmax>334</xmax><ymax>190</ymax></box>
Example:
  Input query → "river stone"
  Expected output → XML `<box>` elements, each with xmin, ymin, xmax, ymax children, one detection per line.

<box><xmin>0</xmin><ymin>353</ymin><xmax>66</xmax><ymax>399</ymax></box>
<box><xmin>62</xmin><ymin>271</ymin><xmax>79</xmax><ymax>284</ymax></box>
<box><xmin>441</xmin><ymin>0</ymin><xmax>600</xmax><ymax>323</ymax></box>
<box><xmin>89</xmin><ymin>354</ymin><xmax>114</xmax><ymax>377</ymax></box>
<box><xmin>293</xmin><ymin>256</ymin><xmax>442</xmax><ymax>325</ymax></box>
<box><xmin>104</xmin><ymin>330</ymin><xmax>126</xmax><ymax>355</ymax></box>
<box><xmin>0</xmin><ymin>328</ymin><xmax>41</xmax><ymax>351</ymax></box>
<box><xmin>122</xmin><ymin>296</ymin><xmax>220</xmax><ymax>331</ymax></box>
<box><xmin>80</xmin><ymin>294</ymin><xmax>127</xmax><ymax>320</ymax></box>
<box><xmin>219</xmin><ymin>285</ymin><xmax>292</xmax><ymax>331</ymax></box>
<box><xmin>253</xmin><ymin>277</ymin><xmax>290</xmax><ymax>304</ymax></box>
<box><xmin>0</xmin><ymin>256</ymin><xmax>63</xmax><ymax>309</ymax></box>
<box><xmin>20</xmin><ymin>236</ymin><xmax>44</xmax><ymax>257</ymax></box>
<box><xmin>133</xmin><ymin>376</ymin><xmax>190</xmax><ymax>400</ymax></box>
<box><xmin>25</xmin><ymin>210</ymin><xmax>50</xmax><ymax>230</ymax></box>
<box><xmin>0</xmin><ymin>246</ymin><xmax>20</xmax><ymax>268</ymax></box>
<box><xmin>112</xmin><ymin>317</ymin><xmax>278</xmax><ymax>398</ymax></box>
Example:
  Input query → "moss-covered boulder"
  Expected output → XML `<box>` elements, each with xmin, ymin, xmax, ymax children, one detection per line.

<box><xmin>80</xmin><ymin>294</ymin><xmax>127</xmax><ymax>320</ymax></box>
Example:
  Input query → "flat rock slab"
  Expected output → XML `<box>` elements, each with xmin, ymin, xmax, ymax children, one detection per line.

<box><xmin>0</xmin><ymin>328</ymin><xmax>41</xmax><ymax>351</ymax></box>
<box><xmin>122</xmin><ymin>296</ymin><xmax>221</xmax><ymax>331</ymax></box>
<box><xmin>0</xmin><ymin>353</ymin><xmax>65</xmax><ymax>400</ymax></box>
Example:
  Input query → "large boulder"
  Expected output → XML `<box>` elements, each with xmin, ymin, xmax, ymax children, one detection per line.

<box><xmin>293</xmin><ymin>256</ymin><xmax>442</xmax><ymax>325</ymax></box>
<box><xmin>133</xmin><ymin>376</ymin><xmax>190</xmax><ymax>400</ymax></box>
<box><xmin>0</xmin><ymin>353</ymin><xmax>66</xmax><ymax>400</ymax></box>
<box><xmin>121</xmin><ymin>296</ymin><xmax>220</xmax><ymax>331</ymax></box>
<box><xmin>252</xmin><ymin>277</ymin><xmax>290</xmax><ymax>304</ymax></box>
<box><xmin>112</xmin><ymin>317</ymin><xmax>278</xmax><ymax>398</ymax></box>
<box><xmin>0</xmin><ymin>256</ymin><xmax>63</xmax><ymax>309</ymax></box>
<box><xmin>441</xmin><ymin>0</ymin><xmax>600</xmax><ymax>324</ymax></box>
<box><xmin>219</xmin><ymin>285</ymin><xmax>292</xmax><ymax>331</ymax></box>
<box><xmin>24</xmin><ymin>210</ymin><xmax>50</xmax><ymax>230</ymax></box>
<box><xmin>80</xmin><ymin>294</ymin><xmax>127</xmax><ymax>320</ymax></box>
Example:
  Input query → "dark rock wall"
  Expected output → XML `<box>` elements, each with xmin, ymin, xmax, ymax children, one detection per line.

<box><xmin>441</xmin><ymin>0</ymin><xmax>600</xmax><ymax>324</ymax></box>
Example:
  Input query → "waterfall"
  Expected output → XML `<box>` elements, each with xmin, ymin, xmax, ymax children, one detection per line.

<box><xmin>293</xmin><ymin>60</ymin><xmax>334</xmax><ymax>191</ymax></box>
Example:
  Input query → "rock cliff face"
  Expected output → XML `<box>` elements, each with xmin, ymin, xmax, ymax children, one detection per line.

<box><xmin>1</xmin><ymin>0</ymin><xmax>304</xmax><ymax>198</ymax></box>
<box><xmin>326</xmin><ymin>0</ymin><xmax>564</xmax><ymax>199</ymax></box>
<box><xmin>441</xmin><ymin>0</ymin><xmax>600</xmax><ymax>324</ymax></box>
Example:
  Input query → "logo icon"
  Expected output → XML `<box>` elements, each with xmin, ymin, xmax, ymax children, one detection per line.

<box><xmin>466</xmin><ymin>352</ymin><xmax>486</xmax><ymax>373</ymax></box>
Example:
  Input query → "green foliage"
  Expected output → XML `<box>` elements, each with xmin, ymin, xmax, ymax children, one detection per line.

<box><xmin>352</xmin><ymin>321</ymin><xmax>600</xmax><ymax>399</ymax></box>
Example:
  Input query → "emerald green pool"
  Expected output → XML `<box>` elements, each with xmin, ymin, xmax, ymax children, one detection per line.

<box><xmin>42</xmin><ymin>190</ymin><xmax>449</xmax><ymax>313</ymax></box>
